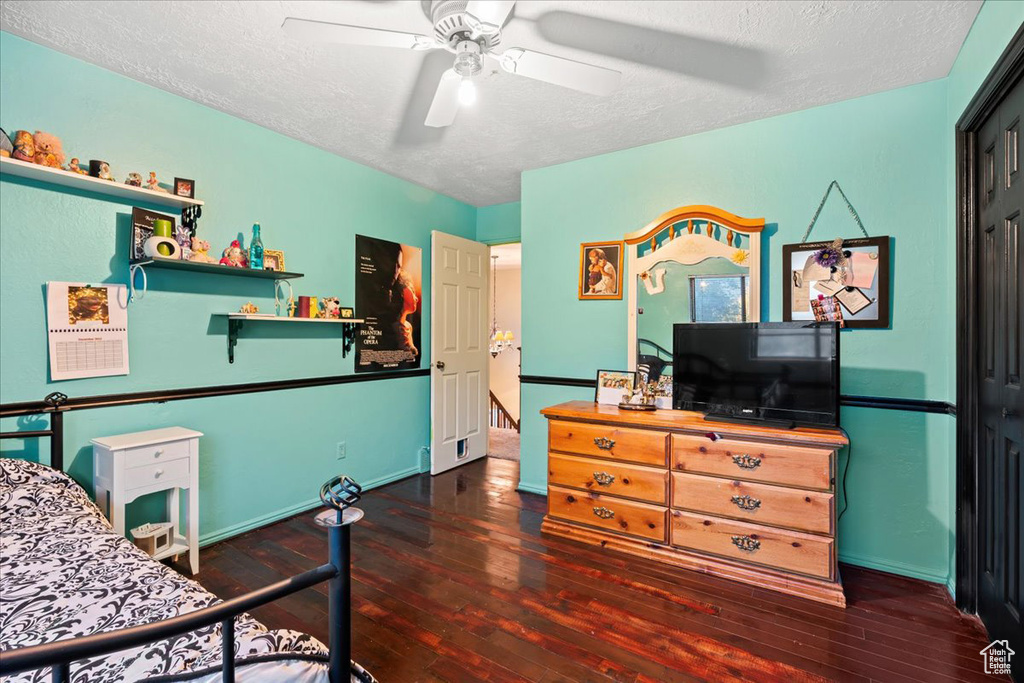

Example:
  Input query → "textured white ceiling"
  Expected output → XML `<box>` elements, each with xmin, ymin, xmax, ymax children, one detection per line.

<box><xmin>0</xmin><ymin>0</ymin><xmax>981</xmax><ymax>206</ymax></box>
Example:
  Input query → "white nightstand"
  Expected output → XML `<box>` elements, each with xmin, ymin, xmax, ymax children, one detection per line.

<box><xmin>92</xmin><ymin>427</ymin><xmax>202</xmax><ymax>574</ymax></box>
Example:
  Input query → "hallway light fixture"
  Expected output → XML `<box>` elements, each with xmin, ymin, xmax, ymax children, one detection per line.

<box><xmin>489</xmin><ymin>255</ymin><xmax>515</xmax><ymax>357</ymax></box>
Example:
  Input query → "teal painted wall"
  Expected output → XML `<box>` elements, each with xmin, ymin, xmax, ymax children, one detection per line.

<box><xmin>521</xmin><ymin>79</ymin><xmax>956</xmax><ymax>583</ymax></box>
<box><xmin>476</xmin><ymin>201</ymin><xmax>521</xmax><ymax>244</ymax></box>
<box><xmin>0</xmin><ymin>32</ymin><xmax>476</xmax><ymax>542</ymax></box>
<box><xmin>941</xmin><ymin>0</ymin><xmax>1024</xmax><ymax>596</ymax></box>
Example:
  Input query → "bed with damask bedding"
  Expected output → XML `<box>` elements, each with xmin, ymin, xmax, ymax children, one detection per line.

<box><xmin>0</xmin><ymin>458</ymin><xmax>373</xmax><ymax>682</ymax></box>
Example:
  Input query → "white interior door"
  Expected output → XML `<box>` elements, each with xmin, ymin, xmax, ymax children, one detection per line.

<box><xmin>430</xmin><ymin>231</ymin><xmax>489</xmax><ymax>474</ymax></box>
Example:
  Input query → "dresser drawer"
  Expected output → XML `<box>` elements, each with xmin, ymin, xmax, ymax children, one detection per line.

<box><xmin>549</xmin><ymin>453</ymin><xmax>668</xmax><ymax>504</ymax></box>
<box><xmin>125</xmin><ymin>458</ymin><xmax>190</xmax><ymax>491</ymax></box>
<box><xmin>671</xmin><ymin>472</ymin><xmax>833</xmax><ymax>534</ymax></box>
<box><xmin>125</xmin><ymin>440</ymin><xmax>191</xmax><ymax>469</ymax></box>
<box><xmin>549</xmin><ymin>420</ymin><xmax>667</xmax><ymax>466</ymax></box>
<box><xmin>671</xmin><ymin>510</ymin><xmax>833</xmax><ymax>579</ymax></box>
<box><xmin>672</xmin><ymin>434</ymin><xmax>832</xmax><ymax>490</ymax></box>
<box><xmin>548</xmin><ymin>485</ymin><xmax>667</xmax><ymax>542</ymax></box>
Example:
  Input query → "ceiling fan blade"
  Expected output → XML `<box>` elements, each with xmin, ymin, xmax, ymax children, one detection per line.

<box><xmin>425</xmin><ymin>70</ymin><xmax>461</xmax><ymax>128</ymax></box>
<box><xmin>282</xmin><ymin>17</ymin><xmax>436</xmax><ymax>50</ymax></box>
<box><xmin>497</xmin><ymin>48</ymin><xmax>620</xmax><ymax>96</ymax></box>
<box><xmin>465</xmin><ymin>1</ymin><xmax>516</xmax><ymax>34</ymax></box>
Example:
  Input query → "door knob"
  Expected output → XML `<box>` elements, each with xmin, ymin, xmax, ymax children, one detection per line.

<box><xmin>434</xmin><ymin>361</ymin><xmax>445</xmax><ymax>370</ymax></box>
<box><xmin>1002</xmin><ymin>407</ymin><xmax>1016</xmax><ymax>418</ymax></box>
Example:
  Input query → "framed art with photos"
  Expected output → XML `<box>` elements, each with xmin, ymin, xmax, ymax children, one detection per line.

<box><xmin>263</xmin><ymin>249</ymin><xmax>285</xmax><ymax>272</ymax></box>
<box><xmin>595</xmin><ymin>369</ymin><xmax>636</xmax><ymax>405</ymax></box>
<box><xmin>782</xmin><ymin>236</ymin><xmax>890</xmax><ymax>329</ymax></box>
<box><xmin>579</xmin><ymin>241</ymin><xmax>624</xmax><ymax>300</ymax></box>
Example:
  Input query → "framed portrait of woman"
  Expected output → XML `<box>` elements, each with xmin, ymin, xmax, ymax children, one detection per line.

<box><xmin>579</xmin><ymin>241</ymin><xmax>624</xmax><ymax>300</ymax></box>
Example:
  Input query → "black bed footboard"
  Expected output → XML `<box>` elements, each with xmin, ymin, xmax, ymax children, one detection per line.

<box><xmin>0</xmin><ymin>476</ymin><xmax>365</xmax><ymax>683</ymax></box>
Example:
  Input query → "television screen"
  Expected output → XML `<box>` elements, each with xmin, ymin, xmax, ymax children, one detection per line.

<box><xmin>672</xmin><ymin>322</ymin><xmax>839</xmax><ymax>427</ymax></box>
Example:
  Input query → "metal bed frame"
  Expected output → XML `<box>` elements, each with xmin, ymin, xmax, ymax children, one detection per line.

<box><xmin>0</xmin><ymin>393</ymin><xmax>365</xmax><ymax>683</ymax></box>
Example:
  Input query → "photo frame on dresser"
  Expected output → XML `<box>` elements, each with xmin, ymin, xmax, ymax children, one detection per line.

<box><xmin>595</xmin><ymin>369</ymin><xmax>635</xmax><ymax>405</ymax></box>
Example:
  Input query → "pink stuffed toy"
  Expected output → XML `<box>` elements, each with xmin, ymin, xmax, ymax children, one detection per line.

<box><xmin>32</xmin><ymin>131</ymin><xmax>65</xmax><ymax>168</ymax></box>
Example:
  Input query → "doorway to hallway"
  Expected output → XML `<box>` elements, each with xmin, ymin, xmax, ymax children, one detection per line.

<box><xmin>487</xmin><ymin>243</ymin><xmax>521</xmax><ymax>461</ymax></box>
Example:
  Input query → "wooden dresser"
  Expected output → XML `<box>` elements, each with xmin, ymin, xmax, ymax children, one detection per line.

<box><xmin>541</xmin><ymin>401</ymin><xmax>849</xmax><ymax>606</ymax></box>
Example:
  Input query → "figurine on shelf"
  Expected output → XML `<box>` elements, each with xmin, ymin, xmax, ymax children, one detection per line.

<box><xmin>65</xmin><ymin>157</ymin><xmax>88</xmax><ymax>175</ymax></box>
<box><xmin>90</xmin><ymin>160</ymin><xmax>115</xmax><ymax>181</ymax></box>
<box><xmin>0</xmin><ymin>128</ymin><xmax>12</xmax><ymax>158</ymax></box>
<box><xmin>188</xmin><ymin>237</ymin><xmax>218</xmax><ymax>264</ymax></box>
<box><xmin>11</xmin><ymin>130</ymin><xmax>35</xmax><ymax>162</ymax></box>
<box><xmin>219</xmin><ymin>240</ymin><xmax>248</xmax><ymax>268</ymax></box>
<box><xmin>287</xmin><ymin>296</ymin><xmax>297</xmax><ymax>318</ymax></box>
<box><xmin>309</xmin><ymin>296</ymin><xmax>321</xmax><ymax>319</ymax></box>
<box><xmin>32</xmin><ymin>131</ymin><xmax>64</xmax><ymax>168</ymax></box>
<box><xmin>321</xmin><ymin>297</ymin><xmax>341</xmax><ymax>319</ymax></box>
<box><xmin>147</xmin><ymin>172</ymin><xmax>168</xmax><ymax>193</ymax></box>
<box><xmin>239</xmin><ymin>302</ymin><xmax>259</xmax><ymax>314</ymax></box>
<box><xmin>125</xmin><ymin>172</ymin><xmax>142</xmax><ymax>187</ymax></box>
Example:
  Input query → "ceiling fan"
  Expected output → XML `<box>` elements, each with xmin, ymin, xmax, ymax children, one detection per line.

<box><xmin>282</xmin><ymin>0</ymin><xmax>622</xmax><ymax>128</ymax></box>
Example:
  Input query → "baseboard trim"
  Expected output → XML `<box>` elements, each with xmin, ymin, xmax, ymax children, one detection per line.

<box><xmin>516</xmin><ymin>481</ymin><xmax>547</xmax><ymax>496</ymax></box>
<box><xmin>946</xmin><ymin>574</ymin><xmax>957</xmax><ymax>600</ymax></box>
<box><xmin>838</xmin><ymin>550</ymin><xmax>950</xmax><ymax>585</ymax></box>
<box><xmin>198</xmin><ymin>464</ymin><xmax>423</xmax><ymax>547</ymax></box>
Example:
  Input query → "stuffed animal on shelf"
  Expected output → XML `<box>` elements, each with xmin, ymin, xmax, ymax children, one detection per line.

<box><xmin>219</xmin><ymin>240</ymin><xmax>248</xmax><ymax>268</ymax></box>
<box><xmin>65</xmin><ymin>157</ymin><xmax>89</xmax><ymax>175</ymax></box>
<box><xmin>32</xmin><ymin>131</ymin><xmax>64</xmax><ymax>168</ymax></box>
<box><xmin>125</xmin><ymin>172</ymin><xmax>142</xmax><ymax>186</ymax></box>
<box><xmin>321</xmin><ymin>296</ymin><xmax>341</xmax><ymax>319</ymax></box>
<box><xmin>188</xmin><ymin>237</ymin><xmax>218</xmax><ymax>264</ymax></box>
<box><xmin>11</xmin><ymin>130</ymin><xmax>35</xmax><ymax>162</ymax></box>
<box><xmin>239</xmin><ymin>302</ymin><xmax>259</xmax><ymax>314</ymax></box>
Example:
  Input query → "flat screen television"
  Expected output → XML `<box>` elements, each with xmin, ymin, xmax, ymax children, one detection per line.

<box><xmin>672</xmin><ymin>322</ymin><xmax>840</xmax><ymax>427</ymax></box>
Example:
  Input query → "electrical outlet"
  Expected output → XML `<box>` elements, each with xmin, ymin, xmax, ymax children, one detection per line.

<box><xmin>336</xmin><ymin>442</ymin><xmax>347</xmax><ymax>460</ymax></box>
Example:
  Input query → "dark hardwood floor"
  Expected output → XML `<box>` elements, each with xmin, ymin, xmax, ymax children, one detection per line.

<box><xmin>196</xmin><ymin>458</ymin><xmax>1003</xmax><ymax>683</ymax></box>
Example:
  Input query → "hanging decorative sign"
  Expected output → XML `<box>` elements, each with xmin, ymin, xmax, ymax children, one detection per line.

<box><xmin>781</xmin><ymin>181</ymin><xmax>890</xmax><ymax>329</ymax></box>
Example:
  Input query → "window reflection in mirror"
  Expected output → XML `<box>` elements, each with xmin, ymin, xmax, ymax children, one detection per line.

<box><xmin>689</xmin><ymin>274</ymin><xmax>747</xmax><ymax>323</ymax></box>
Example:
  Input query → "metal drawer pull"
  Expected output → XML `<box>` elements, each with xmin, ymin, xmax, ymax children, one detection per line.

<box><xmin>732</xmin><ymin>454</ymin><xmax>761</xmax><ymax>470</ymax></box>
<box><xmin>731</xmin><ymin>535</ymin><xmax>760</xmax><ymax>552</ymax></box>
<box><xmin>153</xmin><ymin>450</ymin><xmax>163</xmax><ymax>458</ymax></box>
<box><xmin>731</xmin><ymin>494</ymin><xmax>761</xmax><ymax>511</ymax></box>
<box><xmin>154</xmin><ymin>469</ymin><xmax>164</xmax><ymax>478</ymax></box>
<box><xmin>593</xmin><ymin>471</ymin><xmax>615</xmax><ymax>486</ymax></box>
<box><xmin>593</xmin><ymin>506</ymin><xmax>615</xmax><ymax>519</ymax></box>
<box><xmin>593</xmin><ymin>437</ymin><xmax>615</xmax><ymax>450</ymax></box>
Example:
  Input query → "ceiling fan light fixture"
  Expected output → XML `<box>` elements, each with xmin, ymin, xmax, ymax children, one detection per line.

<box><xmin>458</xmin><ymin>77</ymin><xmax>477</xmax><ymax>106</ymax></box>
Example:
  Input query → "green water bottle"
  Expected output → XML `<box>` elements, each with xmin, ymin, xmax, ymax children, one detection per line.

<box><xmin>249</xmin><ymin>222</ymin><xmax>264</xmax><ymax>270</ymax></box>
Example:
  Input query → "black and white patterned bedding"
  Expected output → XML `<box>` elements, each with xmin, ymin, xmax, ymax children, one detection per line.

<box><xmin>0</xmin><ymin>458</ymin><xmax>375</xmax><ymax>682</ymax></box>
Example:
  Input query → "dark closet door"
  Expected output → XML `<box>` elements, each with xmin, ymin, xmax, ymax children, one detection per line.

<box><xmin>976</xmin><ymin>73</ymin><xmax>1023</xmax><ymax>679</ymax></box>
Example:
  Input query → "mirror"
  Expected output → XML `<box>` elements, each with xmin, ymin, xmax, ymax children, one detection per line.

<box><xmin>626</xmin><ymin>206</ymin><xmax>764</xmax><ymax>406</ymax></box>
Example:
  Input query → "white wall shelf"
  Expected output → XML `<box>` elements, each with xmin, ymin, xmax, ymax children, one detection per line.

<box><xmin>1</xmin><ymin>156</ymin><xmax>204</xmax><ymax>209</ymax></box>
<box><xmin>213</xmin><ymin>314</ymin><xmax>364</xmax><ymax>363</ymax></box>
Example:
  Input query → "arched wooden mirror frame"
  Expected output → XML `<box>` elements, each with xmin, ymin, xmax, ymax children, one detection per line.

<box><xmin>625</xmin><ymin>204</ymin><xmax>766</xmax><ymax>371</ymax></box>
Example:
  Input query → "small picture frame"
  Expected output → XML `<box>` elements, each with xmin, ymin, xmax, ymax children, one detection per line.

<box><xmin>579</xmin><ymin>241</ymin><xmax>624</xmax><ymax>300</ymax></box>
<box><xmin>595</xmin><ymin>369</ymin><xmax>636</xmax><ymax>405</ymax></box>
<box><xmin>263</xmin><ymin>249</ymin><xmax>285</xmax><ymax>272</ymax></box>
<box><xmin>340</xmin><ymin>307</ymin><xmax>355</xmax><ymax>319</ymax></box>
<box><xmin>173</xmin><ymin>177</ymin><xmax>195</xmax><ymax>199</ymax></box>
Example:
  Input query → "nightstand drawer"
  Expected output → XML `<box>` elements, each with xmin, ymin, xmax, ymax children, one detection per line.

<box><xmin>125</xmin><ymin>440</ymin><xmax>191</xmax><ymax>469</ymax></box>
<box><xmin>549</xmin><ymin>453</ymin><xmax>668</xmax><ymax>504</ymax></box>
<box><xmin>671</xmin><ymin>472</ymin><xmax>833</xmax><ymax>534</ymax></box>
<box><xmin>671</xmin><ymin>510</ymin><xmax>833</xmax><ymax>579</ymax></box>
<box><xmin>672</xmin><ymin>434</ymin><xmax>832</xmax><ymax>490</ymax></box>
<box><xmin>548</xmin><ymin>485</ymin><xmax>666</xmax><ymax>542</ymax></box>
<box><xmin>125</xmin><ymin>458</ymin><xmax>190</xmax><ymax>491</ymax></box>
<box><xmin>549</xmin><ymin>420</ymin><xmax>667</xmax><ymax>466</ymax></box>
